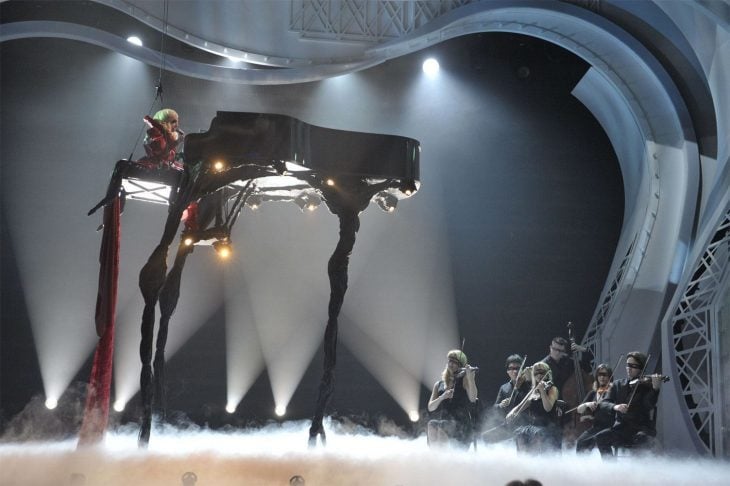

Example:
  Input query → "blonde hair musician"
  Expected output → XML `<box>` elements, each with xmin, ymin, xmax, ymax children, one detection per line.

<box><xmin>506</xmin><ymin>361</ymin><xmax>561</xmax><ymax>452</ymax></box>
<box><xmin>427</xmin><ymin>349</ymin><xmax>478</xmax><ymax>448</ymax></box>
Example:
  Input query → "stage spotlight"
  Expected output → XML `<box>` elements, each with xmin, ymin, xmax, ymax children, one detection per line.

<box><xmin>246</xmin><ymin>194</ymin><xmax>262</xmax><ymax>210</ymax></box>
<box><xmin>213</xmin><ymin>240</ymin><xmax>232</xmax><ymax>259</ymax></box>
<box><xmin>183</xmin><ymin>235</ymin><xmax>195</xmax><ymax>246</ymax></box>
<box><xmin>400</xmin><ymin>179</ymin><xmax>418</xmax><ymax>197</ymax></box>
<box><xmin>408</xmin><ymin>410</ymin><xmax>419</xmax><ymax>422</ymax></box>
<box><xmin>375</xmin><ymin>192</ymin><xmax>398</xmax><ymax>213</ymax></box>
<box><xmin>113</xmin><ymin>400</ymin><xmax>125</xmax><ymax>412</ymax></box>
<box><xmin>225</xmin><ymin>403</ymin><xmax>236</xmax><ymax>414</ymax></box>
<box><xmin>325</xmin><ymin>178</ymin><xmax>335</xmax><ymax>187</ymax></box>
<box><xmin>275</xmin><ymin>405</ymin><xmax>286</xmax><ymax>417</ymax></box>
<box><xmin>294</xmin><ymin>193</ymin><xmax>322</xmax><ymax>212</ymax></box>
<box><xmin>212</xmin><ymin>160</ymin><xmax>226</xmax><ymax>172</ymax></box>
<box><xmin>422</xmin><ymin>58</ymin><xmax>439</xmax><ymax>76</ymax></box>
<box><xmin>45</xmin><ymin>397</ymin><xmax>58</xmax><ymax>409</ymax></box>
<box><xmin>126</xmin><ymin>36</ymin><xmax>143</xmax><ymax>46</ymax></box>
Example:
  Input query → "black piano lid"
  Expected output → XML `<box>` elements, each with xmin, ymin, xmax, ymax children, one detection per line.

<box><xmin>184</xmin><ymin>111</ymin><xmax>420</xmax><ymax>182</ymax></box>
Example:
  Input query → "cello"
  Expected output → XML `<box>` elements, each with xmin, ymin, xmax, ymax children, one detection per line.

<box><xmin>560</xmin><ymin>321</ymin><xmax>595</xmax><ymax>445</ymax></box>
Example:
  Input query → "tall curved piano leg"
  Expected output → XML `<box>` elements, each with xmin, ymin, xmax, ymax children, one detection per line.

<box><xmin>309</xmin><ymin>209</ymin><xmax>360</xmax><ymax>447</ymax></box>
<box><xmin>153</xmin><ymin>242</ymin><xmax>193</xmax><ymax>420</ymax></box>
<box><xmin>138</xmin><ymin>189</ymin><xmax>194</xmax><ymax>447</ymax></box>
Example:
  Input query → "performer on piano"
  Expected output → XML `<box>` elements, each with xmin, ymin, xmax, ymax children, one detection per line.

<box><xmin>427</xmin><ymin>350</ymin><xmax>478</xmax><ymax>448</ymax></box>
<box><xmin>139</xmin><ymin>108</ymin><xmax>184</xmax><ymax>170</ymax></box>
<box><xmin>575</xmin><ymin>363</ymin><xmax>615</xmax><ymax>455</ymax></box>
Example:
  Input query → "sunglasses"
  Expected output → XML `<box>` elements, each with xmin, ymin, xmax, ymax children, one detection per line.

<box><xmin>626</xmin><ymin>362</ymin><xmax>642</xmax><ymax>369</ymax></box>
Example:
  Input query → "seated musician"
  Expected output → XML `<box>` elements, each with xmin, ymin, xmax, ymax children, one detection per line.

<box><xmin>595</xmin><ymin>352</ymin><xmax>664</xmax><ymax>456</ymax></box>
<box><xmin>138</xmin><ymin>108</ymin><xmax>184</xmax><ymax>170</ymax></box>
<box><xmin>427</xmin><ymin>350</ymin><xmax>478</xmax><ymax>448</ymax></box>
<box><xmin>575</xmin><ymin>363</ymin><xmax>615</xmax><ymax>455</ymax></box>
<box><xmin>482</xmin><ymin>354</ymin><xmax>529</xmax><ymax>443</ymax></box>
<box><xmin>506</xmin><ymin>362</ymin><xmax>561</xmax><ymax>453</ymax></box>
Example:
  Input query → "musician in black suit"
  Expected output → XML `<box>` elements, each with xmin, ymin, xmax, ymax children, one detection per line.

<box><xmin>594</xmin><ymin>351</ymin><xmax>663</xmax><ymax>456</ymax></box>
<box><xmin>427</xmin><ymin>350</ymin><xmax>478</xmax><ymax>448</ymax></box>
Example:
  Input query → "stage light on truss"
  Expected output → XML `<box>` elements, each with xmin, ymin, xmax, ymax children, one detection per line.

<box><xmin>325</xmin><ymin>178</ymin><xmax>335</xmax><ymax>187</ymax></box>
<box><xmin>183</xmin><ymin>236</ymin><xmax>195</xmax><ymax>246</ymax></box>
<box><xmin>408</xmin><ymin>410</ymin><xmax>420</xmax><ymax>422</ymax></box>
<box><xmin>45</xmin><ymin>397</ymin><xmax>58</xmax><ymax>410</ymax></box>
<box><xmin>126</xmin><ymin>36</ymin><xmax>143</xmax><ymax>46</ymax></box>
<box><xmin>213</xmin><ymin>240</ymin><xmax>232</xmax><ymax>259</ymax></box>
<box><xmin>113</xmin><ymin>400</ymin><xmax>125</xmax><ymax>412</ymax></box>
<box><xmin>225</xmin><ymin>403</ymin><xmax>236</xmax><ymax>414</ymax></box>
<box><xmin>275</xmin><ymin>405</ymin><xmax>286</xmax><ymax>417</ymax></box>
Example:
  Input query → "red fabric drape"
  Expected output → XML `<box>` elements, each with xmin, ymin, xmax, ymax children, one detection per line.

<box><xmin>78</xmin><ymin>196</ymin><xmax>120</xmax><ymax>446</ymax></box>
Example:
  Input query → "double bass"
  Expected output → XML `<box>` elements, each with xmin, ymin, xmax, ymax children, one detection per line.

<box><xmin>560</xmin><ymin>321</ymin><xmax>595</xmax><ymax>444</ymax></box>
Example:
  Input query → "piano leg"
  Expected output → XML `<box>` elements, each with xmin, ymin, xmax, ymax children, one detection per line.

<box><xmin>309</xmin><ymin>210</ymin><xmax>360</xmax><ymax>447</ymax></box>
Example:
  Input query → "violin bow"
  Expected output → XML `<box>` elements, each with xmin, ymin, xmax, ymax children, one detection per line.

<box><xmin>625</xmin><ymin>353</ymin><xmax>651</xmax><ymax>409</ymax></box>
<box><xmin>507</xmin><ymin>355</ymin><xmax>528</xmax><ymax>406</ymax></box>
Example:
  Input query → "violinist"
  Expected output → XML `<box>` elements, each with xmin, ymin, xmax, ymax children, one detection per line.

<box><xmin>506</xmin><ymin>362</ymin><xmax>561</xmax><ymax>453</ymax></box>
<box><xmin>482</xmin><ymin>354</ymin><xmax>529</xmax><ymax>443</ymax></box>
<box><xmin>427</xmin><ymin>350</ymin><xmax>478</xmax><ymax>448</ymax></box>
<box><xmin>595</xmin><ymin>352</ymin><xmax>665</xmax><ymax>456</ymax></box>
<box><xmin>575</xmin><ymin>363</ymin><xmax>615</xmax><ymax>455</ymax></box>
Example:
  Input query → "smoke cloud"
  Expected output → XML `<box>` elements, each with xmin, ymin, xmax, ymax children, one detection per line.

<box><xmin>1</xmin><ymin>419</ymin><xmax>728</xmax><ymax>486</ymax></box>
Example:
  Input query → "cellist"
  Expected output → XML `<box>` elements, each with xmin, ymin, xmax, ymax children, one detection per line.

<box><xmin>541</xmin><ymin>336</ymin><xmax>594</xmax><ymax>403</ymax></box>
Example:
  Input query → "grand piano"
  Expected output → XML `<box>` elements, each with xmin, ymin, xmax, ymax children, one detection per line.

<box><xmin>82</xmin><ymin>111</ymin><xmax>420</xmax><ymax>448</ymax></box>
<box><xmin>120</xmin><ymin>111</ymin><xmax>419</xmax><ymax>212</ymax></box>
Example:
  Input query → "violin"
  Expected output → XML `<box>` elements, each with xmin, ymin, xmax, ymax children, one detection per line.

<box><xmin>630</xmin><ymin>374</ymin><xmax>670</xmax><ymax>386</ymax></box>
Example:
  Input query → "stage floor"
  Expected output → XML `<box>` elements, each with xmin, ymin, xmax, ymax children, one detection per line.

<box><xmin>1</xmin><ymin>420</ymin><xmax>728</xmax><ymax>485</ymax></box>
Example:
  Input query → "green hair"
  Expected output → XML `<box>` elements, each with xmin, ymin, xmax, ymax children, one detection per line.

<box><xmin>152</xmin><ymin>108</ymin><xmax>178</xmax><ymax>123</ymax></box>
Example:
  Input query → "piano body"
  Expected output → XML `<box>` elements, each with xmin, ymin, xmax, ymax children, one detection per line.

<box><xmin>122</xmin><ymin>111</ymin><xmax>420</xmax><ymax>214</ymax></box>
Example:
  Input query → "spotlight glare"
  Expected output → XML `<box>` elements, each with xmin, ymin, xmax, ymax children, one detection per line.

<box><xmin>422</xmin><ymin>58</ymin><xmax>439</xmax><ymax>76</ymax></box>
<box><xmin>226</xmin><ymin>403</ymin><xmax>236</xmax><ymax>414</ymax></box>
<box><xmin>213</xmin><ymin>160</ymin><xmax>225</xmax><ymax>172</ymax></box>
<box><xmin>45</xmin><ymin>398</ymin><xmax>58</xmax><ymax>410</ymax></box>
<box><xmin>275</xmin><ymin>405</ymin><xmax>286</xmax><ymax>417</ymax></box>
<box><xmin>183</xmin><ymin>237</ymin><xmax>194</xmax><ymax>246</ymax></box>
<box><xmin>409</xmin><ymin>410</ymin><xmax>419</xmax><ymax>422</ymax></box>
<box><xmin>213</xmin><ymin>239</ymin><xmax>232</xmax><ymax>259</ymax></box>
<box><xmin>113</xmin><ymin>400</ymin><xmax>125</xmax><ymax>412</ymax></box>
<box><xmin>325</xmin><ymin>178</ymin><xmax>335</xmax><ymax>187</ymax></box>
<box><xmin>126</xmin><ymin>36</ymin><xmax>143</xmax><ymax>47</ymax></box>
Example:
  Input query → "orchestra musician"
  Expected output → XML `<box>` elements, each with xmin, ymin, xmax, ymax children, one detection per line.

<box><xmin>541</xmin><ymin>336</ymin><xmax>593</xmax><ymax>403</ymax></box>
<box><xmin>482</xmin><ymin>354</ymin><xmax>529</xmax><ymax>443</ymax></box>
<box><xmin>427</xmin><ymin>350</ymin><xmax>478</xmax><ymax>448</ymax></box>
<box><xmin>595</xmin><ymin>352</ymin><xmax>665</xmax><ymax>456</ymax></box>
<box><xmin>575</xmin><ymin>363</ymin><xmax>616</xmax><ymax>455</ymax></box>
<box><xmin>506</xmin><ymin>361</ymin><xmax>561</xmax><ymax>453</ymax></box>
